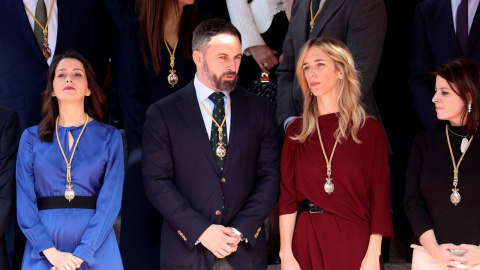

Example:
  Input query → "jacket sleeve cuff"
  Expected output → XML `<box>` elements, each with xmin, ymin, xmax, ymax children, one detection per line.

<box><xmin>31</xmin><ymin>237</ymin><xmax>55</xmax><ymax>259</ymax></box>
<box><xmin>73</xmin><ymin>244</ymin><xmax>97</xmax><ymax>266</ymax></box>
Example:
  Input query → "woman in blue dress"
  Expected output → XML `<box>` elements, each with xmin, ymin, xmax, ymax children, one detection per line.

<box><xmin>16</xmin><ymin>51</ymin><xmax>124</xmax><ymax>270</ymax></box>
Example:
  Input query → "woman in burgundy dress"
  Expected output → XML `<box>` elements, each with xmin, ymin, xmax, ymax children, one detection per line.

<box><xmin>279</xmin><ymin>37</ymin><xmax>393</xmax><ymax>270</ymax></box>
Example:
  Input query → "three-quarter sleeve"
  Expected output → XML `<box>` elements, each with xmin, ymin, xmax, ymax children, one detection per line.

<box><xmin>279</xmin><ymin>121</ymin><xmax>299</xmax><ymax>215</ymax></box>
<box><xmin>404</xmin><ymin>133</ymin><xmax>433</xmax><ymax>241</ymax></box>
<box><xmin>72</xmin><ymin>129</ymin><xmax>124</xmax><ymax>265</ymax></box>
<box><xmin>16</xmin><ymin>130</ymin><xmax>55</xmax><ymax>259</ymax></box>
<box><xmin>369</xmin><ymin>123</ymin><xmax>393</xmax><ymax>238</ymax></box>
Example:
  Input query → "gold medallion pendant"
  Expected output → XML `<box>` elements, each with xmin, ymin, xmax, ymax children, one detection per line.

<box><xmin>216</xmin><ymin>131</ymin><xmax>226</xmax><ymax>159</ymax></box>
<box><xmin>450</xmin><ymin>187</ymin><xmax>461</xmax><ymax>206</ymax></box>
<box><xmin>164</xmin><ymin>39</ymin><xmax>179</xmax><ymax>87</ymax></box>
<box><xmin>42</xmin><ymin>30</ymin><xmax>52</xmax><ymax>59</ymax></box>
<box><xmin>216</xmin><ymin>143</ymin><xmax>226</xmax><ymax>159</ymax></box>
<box><xmin>65</xmin><ymin>184</ymin><xmax>75</xmax><ymax>201</ymax></box>
<box><xmin>167</xmin><ymin>69</ymin><xmax>178</xmax><ymax>87</ymax></box>
<box><xmin>324</xmin><ymin>180</ymin><xmax>334</xmax><ymax>194</ymax></box>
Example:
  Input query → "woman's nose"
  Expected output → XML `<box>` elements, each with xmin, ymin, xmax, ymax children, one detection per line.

<box><xmin>432</xmin><ymin>91</ymin><xmax>439</xmax><ymax>103</ymax></box>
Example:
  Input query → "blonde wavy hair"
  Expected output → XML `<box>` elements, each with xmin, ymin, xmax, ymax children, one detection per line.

<box><xmin>292</xmin><ymin>36</ymin><xmax>367</xmax><ymax>144</ymax></box>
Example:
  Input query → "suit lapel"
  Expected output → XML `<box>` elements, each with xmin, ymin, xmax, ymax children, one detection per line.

<box><xmin>222</xmin><ymin>88</ymin><xmax>249</xmax><ymax>175</ymax></box>
<box><xmin>7</xmin><ymin>0</ymin><xmax>46</xmax><ymax>63</ymax></box>
<box><xmin>309</xmin><ymin>0</ymin><xmax>346</xmax><ymax>39</ymax></box>
<box><xmin>297</xmin><ymin>0</ymin><xmax>310</xmax><ymax>44</ymax></box>
<box><xmin>55</xmin><ymin>0</ymin><xmax>72</xmax><ymax>56</ymax></box>
<box><xmin>438</xmin><ymin>0</ymin><xmax>462</xmax><ymax>56</ymax></box>
<box><xmin>465</xmin><ymin>4</ymin><xmax>480</xmax><ymax>56</ymax></box>
<box><xmin>175</xmin><ymin>83</ymin><xmax>221</xmax><ymax>176</ymax></box>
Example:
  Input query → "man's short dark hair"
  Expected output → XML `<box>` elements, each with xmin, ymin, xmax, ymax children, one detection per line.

<box><xmin>192</xmin><ymin>19</ymin><xmax>242</xmax><ymax>52</ymax></box>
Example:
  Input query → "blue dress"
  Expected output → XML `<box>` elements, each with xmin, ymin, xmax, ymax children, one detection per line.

<box><xmin>16</xmin><ymin>120</ymin><xmax>124</xmax><ymax>270</ymax></box>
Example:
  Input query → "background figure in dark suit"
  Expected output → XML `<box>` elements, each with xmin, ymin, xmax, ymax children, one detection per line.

<box><xmin>0</xmin><ymin>1</ymin><xmax>113</xmax><ymax>268</ymax></box>
<box><xmin>142</xmin><ymin>19</ymin><xmax>281</xmax><ymax>269</ymax></box>
<box><xmin>0</xmin><ymin>0</ymin><xmax>113</xmax><ymax>131</ymax></box>
<box><xmin>0</xmin><ymin>107</ymin><xmax>20</xmax><ymax>270</ymax></box>
<box><xmin>409</xmin><ymin>0</ymin><xmax>480</xmax><ymax>130</ymax></box>
<box><xmin>276</xmin><ymin>0</ymin><xmax>387</xmax><ymax>127</ymax></box>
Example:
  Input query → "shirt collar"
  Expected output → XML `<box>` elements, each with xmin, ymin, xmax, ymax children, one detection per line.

<box><xmin>194</xmin><ymin>74</ymin><xmax>230</xmax><ymax>103</ymax></box>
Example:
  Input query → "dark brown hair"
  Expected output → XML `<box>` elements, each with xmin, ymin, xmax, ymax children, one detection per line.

<box><xmin>137</xmin><ymin>0</ymin><xmax>197</xmax><ymax>74</ymax></box>
<box><xmin>192</xmin><ymin>19</ymin><xmax>242</xmax><ymax>52</ymax></box>
<box><xmin>38</xmin><ymin>51</ymin><xmax>107</xmax><ymax>142</ymax></box>
<box><xmin>434</xmin><ymin>59</ymin><xmax>480</xmax><ymax>134</ymax></box>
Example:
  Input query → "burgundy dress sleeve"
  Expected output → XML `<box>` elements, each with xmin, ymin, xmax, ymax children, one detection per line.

<box><xmin>279</xmin><ymin>120</ymin><xmax>301</xmax><ymax>215</ymax></box>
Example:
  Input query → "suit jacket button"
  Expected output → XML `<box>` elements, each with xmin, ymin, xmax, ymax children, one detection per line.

<box><xmin>215</xmin><ymin>210</ymin><xmax>221</xmax><ymax>216</ymax></box>
<box><xmin>221</xmin><ymin>177</ymin><xmax>226</xmax><ymax>183</ymax></box>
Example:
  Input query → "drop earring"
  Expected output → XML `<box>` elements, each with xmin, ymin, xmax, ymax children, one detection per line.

<box><xmin>468</xmin><ymin>104</ymin><xmax>472</xmax><ymax>113</ymax></box>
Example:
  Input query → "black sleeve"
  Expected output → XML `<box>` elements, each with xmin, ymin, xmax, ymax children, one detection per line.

<box><xmin>404</xmin><ymin>133</ymin><xmax>434</xmax><ymax>241</ymax></box>
<box><xmin>0</xmin><ymin>108</ymin><xmax>20</xmax><ymax>236</ymax></box>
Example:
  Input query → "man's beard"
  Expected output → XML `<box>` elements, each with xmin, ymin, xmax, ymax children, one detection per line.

<box><xmin>203</xmin><ymin>61</ymin><xmax>237</xmax><ymax>92</ymax></box>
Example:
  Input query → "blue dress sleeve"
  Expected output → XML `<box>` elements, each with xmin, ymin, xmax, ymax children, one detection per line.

<box><xmin>16</xmin><ymin>129</ymin><xmax>55</xmax><ymax>260</ymax></box>
<box><xmin>72</xmin><ymin>129</ymin><xmax>124</xmax><ymax>265</ymax></box>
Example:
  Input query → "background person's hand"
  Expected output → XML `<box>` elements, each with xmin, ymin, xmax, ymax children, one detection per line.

<box><xmin>249</xmin><ymin>45</ymin><xmax>279</xmax><ymax>73</ymax></box>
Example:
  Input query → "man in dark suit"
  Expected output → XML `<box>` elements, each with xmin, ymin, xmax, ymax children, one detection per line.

<box><xmin>276</xmin><ymin>0</ymin><xmax>387</xmax><ymax>127</ymax></box>
<box><xmin>0</xmin><ymin>0</ymin><xmax>112</xmax><ymax>131</ymax></box>
<box><xmin>0</xmin><ymin>1</ymin><xmax>112</xmax><ymax>268</ymax></box>
<box><xmin>142</xmin><ymin>19</ymin><xmax>281</xmax><ymax>270</ymax></box>
<box><xmin>409</xmin><ymin>0</ymin><xmax>480</xmax><ymax>129</ymax></box>
<box><xmin>0</xmin><ymin>107</ymin><xmax>20</xmax><ymax>270</ymax></box>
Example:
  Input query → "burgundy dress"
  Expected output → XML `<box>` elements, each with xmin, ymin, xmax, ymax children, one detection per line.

<box><xmin>279</xmin><ymin>113</ymin><xmax>393</xmax><ymax>270</ymax></box>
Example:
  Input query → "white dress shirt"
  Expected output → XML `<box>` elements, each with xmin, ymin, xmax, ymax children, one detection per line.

<box><xmin>194</xmin><ymin>75</ymin><xmax>232</xmax><ymax>140</ymax></box>
<box><xmin>451</xmin><ymin>0</ymin><xmax>480</xmax><ymax>34</ymax></box>
<box><xmin>23</xmin><ymin>0</ymin><xmax>58</xmax><ymax>65</ymax></box>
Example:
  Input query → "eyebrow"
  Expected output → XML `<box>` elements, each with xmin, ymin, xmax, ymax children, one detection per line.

<box><xmin>56</xmin><ymin>68</ymin><xmax>85</xmax><ymax>72</ymax></box>
<box><xmin>303</xmin><ymin>59</ymin><xmax>324</xmax><ymax>66</ymax></box>
<box><xmin>217</xmin><ymin>53</ymin><xmax>242</xmax><ymax>58</ymax></box>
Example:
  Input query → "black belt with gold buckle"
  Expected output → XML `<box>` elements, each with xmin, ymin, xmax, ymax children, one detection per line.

<box><xmin>300</xmin><ymin>199</ymin><xmax>326</xmax><ymax>213</ymax></box>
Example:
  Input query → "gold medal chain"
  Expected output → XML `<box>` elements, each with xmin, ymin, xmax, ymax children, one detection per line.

<box><xmin>315</xmin><ymin>119</ymin><xmax>340</xmax><ymax>194</ymax></box>
<box><xmin>55</xmin><ymin>114</ymin><xmax>89</xmax><ymax>201</ymax></box>
<box><xmin>445</xmin><ymin>125</ymin><xmax>474</xmax><ymax>206</ymax></box>
<box><xmin>24</xmin><ymin>0</ymin><xmax>56</xmax><ymax>35</ymax></box>
<box><xmin>309</xmin><ymin>0</ymin><xmax>326</xmax><ymax>31</ymax></box>
<box><xmin>201</xmin><ymin>99</ymin><xmax>231</xmax><ymax>136</ymax></box>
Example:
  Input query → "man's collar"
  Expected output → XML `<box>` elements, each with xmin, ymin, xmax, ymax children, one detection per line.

<box><xmin>194</xmin><ymin>74</ymin><xmax>230</xmax><ymax>103</ymax></box>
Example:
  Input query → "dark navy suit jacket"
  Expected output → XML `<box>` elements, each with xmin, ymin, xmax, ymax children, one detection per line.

<box><xmin>409</xmin><ymin>0</ymin><xmax>480</xmax><ymax>129</ymax></box>
<box><xmin>0</xmin><ymin>107</ymin><xmax>20</xmax><ymax>270</ymax></box>
<box><xmin>142</xmin><ymin>81</ymin><xmax>281</xmax><ymax>270</ymax></box>
<box><xmin>0</xmin><ymin>0</ymin><xmax>112</xmax><ymax>131</ymax></box>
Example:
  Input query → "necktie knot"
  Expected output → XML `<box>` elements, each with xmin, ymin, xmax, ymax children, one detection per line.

<box><xmin>209</xmin><ymin>92</ymin><xmax>225</xmax><ymax>105</ymax></box>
